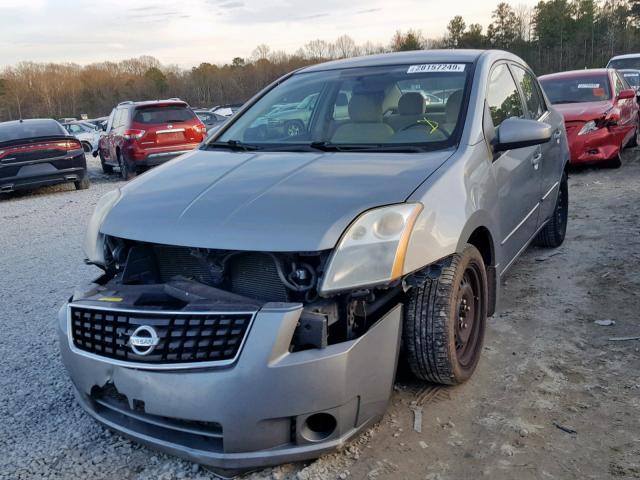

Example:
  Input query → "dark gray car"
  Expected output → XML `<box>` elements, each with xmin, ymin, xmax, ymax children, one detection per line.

<box><xmin>58</xmin><ymin>50</ymin><xmax>569</xmax><ymax>474</ymax></box>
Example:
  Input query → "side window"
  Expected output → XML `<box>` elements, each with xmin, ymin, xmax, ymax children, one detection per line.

<box><xmin>487</xmin><ymin>64</ymin><xmax>524</xmax><ymax>128</ymax></box>
<box><xmin>613</xmin><ymin>74</ymin><xmax>624</xmax><ymax>96</ymax></box>
<box><xmin>113</xmin><ymin>109</ymin><xmax>126</xmax><ymax>129</ymax></box>
<box><xmin>512</xmin><ymin>66</ymin><xmax>546</xmax><ymax>120</ymax></box>
<box><xmin>616</xmin><ymin>72</ymin><xmax>630</xmax><ymax>91</ymax></box>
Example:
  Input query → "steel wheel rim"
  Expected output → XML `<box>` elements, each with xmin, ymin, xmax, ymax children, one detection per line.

<box><xmin>454</xmin><ymin>265</ymin><xmax>483</xmax><ymax>368</ymax></box>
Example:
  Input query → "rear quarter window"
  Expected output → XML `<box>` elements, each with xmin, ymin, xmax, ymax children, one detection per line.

<box><xmin>133</xmin><ymin>106</ymin><xmax>196</xmax><ymax>125</ymax></box>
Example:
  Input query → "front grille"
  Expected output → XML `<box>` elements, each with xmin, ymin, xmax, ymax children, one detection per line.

<box><xmin>69</xmin><ymin>305</ymin><xmax>254</xmax><ymax>366</ymax></box>
<box><xmin>90</xmin><ymin>383</ymin><xmax>223</xmax><ymax>451</ymax></box>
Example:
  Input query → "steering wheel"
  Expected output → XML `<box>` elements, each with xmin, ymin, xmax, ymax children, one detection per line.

<box><xmin>401</xmin><ymin>121</ymin><xmax>450</xmax><ymax>138</ymax></box>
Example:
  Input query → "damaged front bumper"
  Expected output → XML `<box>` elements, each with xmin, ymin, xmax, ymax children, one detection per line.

<box><xmin>57</xmin><ymin>281</ymin><xmax>402</xmax><ymax>472</ymax></box>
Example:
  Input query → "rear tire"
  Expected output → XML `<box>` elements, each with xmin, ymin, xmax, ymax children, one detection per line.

<box><xmin>81</xmin><ymin>142</ymin><xmax>92</xmax><ymax>153</ymax></box>
<box><xmin>403</xmin><ymin>244</ymin><xmax>488</xmax><ymax>385</ymax></box>
<box><xmin>118</xmin><ymin>152</ymin><xmax>136</xmax><ymax>181</ymax></box>
<box><xmin>534</xmin><ymin>171</ymin><xmax>568</xmax><ymax>248</ymax></box>
<box><xmin>74</xmin><ymin>176</ymin><xmax>90</xmax><ymax>190</ymax></box>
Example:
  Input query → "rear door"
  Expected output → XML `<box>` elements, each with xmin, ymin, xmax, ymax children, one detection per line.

<box><xmin>511</xmin><ymin>64</ymin><xmax>565</xmax><ymax>224</ymax></box>
<box><xmin>486</xmin><ymin>63</ymin><xmax>542</xmax><ymax>272</ymax></box>
<box><xmin>130</xmin><ymin>105</ymin><xmax>203</xmax><ymax>150</ymax></box>
<box><xmin>101</xmin><ymin>109</ymin><xmax>116</xmax><ymax>162</ymax></box>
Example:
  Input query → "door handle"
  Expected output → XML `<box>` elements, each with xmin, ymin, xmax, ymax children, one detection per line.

<box><xmin>532</xmin><ymin>152</ymin><xmax>542</xmax><ymax>170</ymax></box>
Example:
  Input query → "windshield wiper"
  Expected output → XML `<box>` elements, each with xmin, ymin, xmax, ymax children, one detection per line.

<box><xmin>309</xmin><ymin>142</ymin><xmax>434</xmax><ymax>153</ymax></box>
<box><xmin>205</xmin><ymin>140</ymin><xmax>260</xmax><ymax>151</ymax></box>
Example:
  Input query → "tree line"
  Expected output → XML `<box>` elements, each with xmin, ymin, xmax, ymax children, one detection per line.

<box><xmin>1</xmin><ymin>0</ymin><xmax>639</xmax><ymax>121</ymax></box>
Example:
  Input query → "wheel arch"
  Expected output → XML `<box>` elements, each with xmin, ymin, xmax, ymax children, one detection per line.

<box><xmin>456</xmin><ymin>214</ymin><xmax>498</xmax><ymax>317</ymax></box>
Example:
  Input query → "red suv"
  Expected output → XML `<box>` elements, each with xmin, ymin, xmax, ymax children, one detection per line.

<box><xmin>96</xmin><ymin>99</ymin><xmax>206</xmax><ymax>179</ymax></box>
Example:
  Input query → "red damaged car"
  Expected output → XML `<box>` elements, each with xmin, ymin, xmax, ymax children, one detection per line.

<box><xmin>539</xmin><ymin>69</ymin><xmax>639</xmax><ymax>167</ymax></box>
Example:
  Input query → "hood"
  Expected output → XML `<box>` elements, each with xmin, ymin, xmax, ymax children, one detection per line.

<box><xmin>100</xmin><ymin>148</ymin><xmax>453</xmax><ymax>252</ymax></box>
<box><xmin>553</xmin><ymin>101</ymin><xmax>612</xmax><ymax>122</ymax></box>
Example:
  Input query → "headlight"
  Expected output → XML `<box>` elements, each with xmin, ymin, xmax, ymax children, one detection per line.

<box><xmin>320</xmin><ymin>203</ymin><xmax>423</xmax><ymax>294</ymax></box>
<box><xmin>578</xmin><ymin>120</ymin><xmax>599</xmax><ymax>135</ymax></box>
<box><xmin>83</xmin><ymin>189</ymin><xmax>121</xmax><ymax>265</ymax></box>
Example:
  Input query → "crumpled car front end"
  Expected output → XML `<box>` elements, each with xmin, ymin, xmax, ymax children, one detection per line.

<box><xmin>57</xmin><ymin>239</ymin><xmax>403</xmax><ymax>473</ymax></box>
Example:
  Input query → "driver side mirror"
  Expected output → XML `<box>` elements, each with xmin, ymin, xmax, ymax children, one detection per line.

<box><xmin>494</xmin><ymin>118</ymin><xmax>552</xmax><ymax>152</ymax></box>
<box><xmin>617</xmin><ymin>89</ymin><xmax>635</xmax><ymax>100</ymax></box>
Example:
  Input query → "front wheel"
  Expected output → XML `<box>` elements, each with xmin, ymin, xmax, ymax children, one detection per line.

<box><xmin>534</xmin><ymin>171</ymin><xmax>568</xmax><ymax>248</ymax></box>
<box><xmin>403</xmin><ymin>244</ymin><xmax>488</xmax><ymax>385</ymax></box>
<box><xmin>99</xmin><ymin>151</ymin><xmax>114</xmax><ymax>174</ymax></box>
<box><xmin>627</xmin><ymin>125</ymin><xmax>640</xmax><ymax>148</ymax></box>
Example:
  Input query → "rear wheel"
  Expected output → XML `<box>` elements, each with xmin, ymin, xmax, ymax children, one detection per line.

<box><xmin>74</xmin><ymin>176</ymin><xmax>90</xmax><ymax>190</ymax></box>
<box><xmin>118</xmin><ymin>152</ymin><xmax>136</xmax><ymax>181</ymax></box>
<box><xmin>534</xmin><ymin>171</ymin><xmax>568</xmax><ymax>248</ymax></box>
<box><xmin>403</xmin><ymin>244</ymin><xmax>487</xmax><ymax>385</ymax></box>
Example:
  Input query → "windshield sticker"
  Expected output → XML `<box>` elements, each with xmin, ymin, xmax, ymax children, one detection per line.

<box><xmin>407</xmin><ymin>64</ymin><xmax>465</xmax><ymax>74</ymax></box>
<box><xmin>624</xmin><ymin>73</ymin><xmax>639</xmax><ymax>77</ymax></box>
<box><xmin>577</xmin><ymin>83</ymin><xmax>600</xmax><ymax>89</ymax></box>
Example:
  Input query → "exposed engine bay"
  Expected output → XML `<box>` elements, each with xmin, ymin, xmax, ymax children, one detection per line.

<box><xmin>89</xmin><ymin>236</ymin><xmax>404</xmax><ymax>351</ymax></box>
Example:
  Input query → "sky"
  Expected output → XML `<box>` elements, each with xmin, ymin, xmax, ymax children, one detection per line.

<box><xmin>0</xmin><ymin>0</ymin><xmax>540</xmax><ymax>68</ymax></box>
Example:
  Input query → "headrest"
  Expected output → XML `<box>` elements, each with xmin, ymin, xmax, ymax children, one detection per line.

<box><xmin>348</xmin><ymin>94</ymin><xmax>383</xmax><ymax>123</ymax></box>
<box><xmin>398</xmin><ymin>92</ymin><xmax>425</xmax><ymax>115</ymax></box>
<box><xmin>446</xmin><ymin>90</ymin><xmax>464</xmax><ymax>123</ymax></box>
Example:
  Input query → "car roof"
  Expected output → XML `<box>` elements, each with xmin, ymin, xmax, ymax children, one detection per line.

<box><xmin>609</xmin><ymin>53</ymin><xmax>640</xmax><ymax>61</ymax></box>
<box><xmin>297</xmin><ymin>49</ymin><xmax>500</xmax><ymax>73</ymax></box>
<box><xmin>120</xmin><ymin>100</ymin><xmax>188</xmax><ymax>108</ymax></box>
<box><xmin>539</xmin><ymin>68</ymin><xmax>613</xmax><ymax>81</ymax></box>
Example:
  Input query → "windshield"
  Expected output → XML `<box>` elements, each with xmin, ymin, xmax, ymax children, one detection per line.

<box><xmin>540</xmin><ymin>74</ymin><xmax>611</xmax><ymax>104</ymax></box>
<box><xmin>214</xmin><ymin>63</ymin><xmax>471</xmax><ymax>151</ymax></box>
<box><xmin>621</xmin><ymin>70</ymin><xmax>640</xmax><ymax>88</ymax></box>
<box><xmin>608</xmin><ymin>58</ymin><xmax>640</xmax><ymax>70</ymax></box>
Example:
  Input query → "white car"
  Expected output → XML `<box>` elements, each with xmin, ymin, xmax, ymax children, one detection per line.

<box><xmin>62</xmin><ymin>122</ymin><xmax>101</xmax><ymax>153</ymax></box>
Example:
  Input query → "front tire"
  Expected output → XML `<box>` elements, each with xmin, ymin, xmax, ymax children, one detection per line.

<box><xmin>403</xmin><ymin>244</ymin><xmax>488</xmax><ymax>385</ymax></box>
<box><xmin>534</xmin><ymin>172</ymin><xmax>568</xmax><ymax>248</ymax></box>
<box><xmin>99</xmin><ymin>151</ymin><xmax>114</xmax><ymax>174</ymax></box>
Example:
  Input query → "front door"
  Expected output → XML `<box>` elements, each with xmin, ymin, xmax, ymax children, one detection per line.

<box><xmin>486</xmin><ymin>63</ymin><xmax>542</xmax><ymax>273</ymax></box>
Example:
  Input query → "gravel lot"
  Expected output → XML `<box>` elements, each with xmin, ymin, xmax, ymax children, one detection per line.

<box><xmin>2</xmin><ymin>152</ymin><xmax>639</xmax><ymax>480</ymax></box>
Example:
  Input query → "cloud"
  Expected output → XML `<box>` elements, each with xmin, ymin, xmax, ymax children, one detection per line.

<box><xmin>218</xmin><ymin>1</ymin><xmax>244</xmax><ymax>8</ymax></box>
